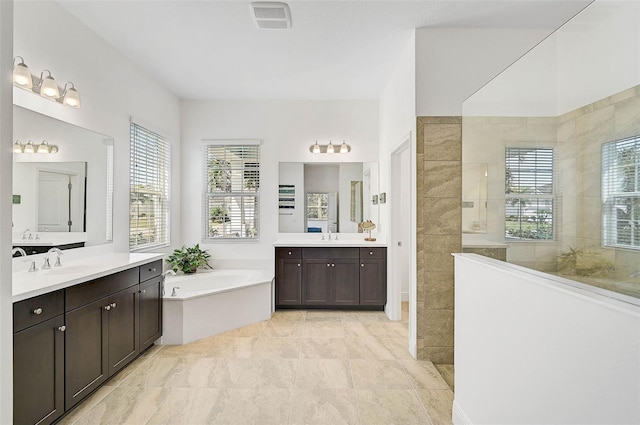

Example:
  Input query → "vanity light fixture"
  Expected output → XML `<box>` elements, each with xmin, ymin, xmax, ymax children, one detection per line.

<box><xmin>309</xmin><ymin>140</ymin><xmax>351</xmax><ymax>154</ymax></box>
<box><xmin>13</xmin><ymin>140</ymin><xmax>24</xmax><ymax>153</ymax></box>
<box><xmin>37</xmin><ymin>140</ymin><xmax>51</xmax><ymax>154</ymax></box>
<box><xmin>12</xmin><ymin>57</ymin><xmax>33</xmax><ymax>88</ymax></box>
<box><xmin>23</xmin><ymin>141</ymin><xmax>36</xmax><ymax>154</ymax></box>
<box><xmin>12</xmin><ymin>56</ymin><xmax>81</xmax><ymax>108</ymax></box>
<box><xmin>14</xmin><ymin>140</ymin><xmax>59</xmax><ymax>154</ymax></box>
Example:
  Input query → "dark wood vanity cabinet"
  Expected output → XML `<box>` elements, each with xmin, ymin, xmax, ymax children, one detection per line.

<box><xmin>13</xmin><ymin>260</ymin><xmax>162</xmax><ymax>424</ymax></box>
<box><xmin>276</xmin><ymin>246</ymin><xmax>386</xmax><ymax>309</ymax></box>
<box><xmin>13</xmin><ymin>291</ymin><xmax>65</xmax><ymax>425</ymax></box>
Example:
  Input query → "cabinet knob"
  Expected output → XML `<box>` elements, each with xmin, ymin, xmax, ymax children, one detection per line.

<box><xmin>58</xmin><ymin>325</ymin><xmax>66</xmax><ymax>332</ymax></box>
<box><xmin>369</xmin><ymin>251</ymin><xmax>373</xmax><ymax>255</ymax></box>
<box><xmin>141</xmin><ymin>289</ymin><xmax>147</xmax><ymax>293</ymax></box>
<box><xmin>32</xmin><ymin>308</ymin><xmax>43</xmax><ymax>315</ymax></box>
<box><xmin>297</xmin><ymin>263</ymin><xmax>300</xmax><ymax>267</ymax></box>
<box><xmin>327</xmin><ymin>263</ymin><xmax>331</xmax><ymax>267</ymax></box>
<box><xmin>288</xmin><ymin>251</ymin><xmax>292</xmax><ymax>255</ymax></box>
<box><xmin>104</xmin><ymin>305</ymin><xmax>111</xmax><ymax>311</ymax></box>
<box><xmin>361</xmin><ymin>264</ymin><xmax>365</xmax><ymax>267</ymax></box>
<box><xmin>110</xmin><ymin>302</ymin><xmax>117</xmax><ymax>308</ymax></box>
<box><xmin>332</xmin><ymin>264</ymin><xmax>335</xmax><ymax>267</ymax></box>
<box><xmin>150</xmin><ymin>267</ymin><xmax>157</xmax><ymax>272</ymax></box>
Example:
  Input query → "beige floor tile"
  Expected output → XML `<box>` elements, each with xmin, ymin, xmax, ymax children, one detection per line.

<box><xmin>251</xmin><ymin>336</ymin><xmax>301</xmax><ymax>358</ymax></box>
<box><xmin>400</xmin><ymin>359</ymin><xmax>450</xmax><ymax>390</ymax></box>
<box><xmin>381</xmin><ymin>321</ymin><xmax>409</xmax><ymax>338</ymax></box>
<box><xmin>140</xmin><ymin>344</ymin><xmax>163</xmax><ymax>358</ymax></box>
<box><xmin>204</xmin><ymin>336</ymin><xmax>257</xmax><ymax>358</ymax></box>
<box><xmin>145</xmin><ymin>387</ymin><xmax>231</xmax><ymax>424</ymax></box>
<box><xmin>217</xmin><ymin>320</ymin><xmax>266</xmax><ymax>337</ymax></box>
<box><xmin>356</xmin><ymin>389</ymin><xmax>432</xmax><ymax>425</ymax></box>
<box><xmin>341</xmin><ymin>311</ymin><xmax>387</xmax><ymax>322</ymax></box>
<box><xmin>262</xmin><ymin>320</ymin><xmax>305</xmax><ymax>337</ymax></box>
<box><xmin>73</xmin><ymin>386</ymin><xmax>164</xmax><ymax>425</ymax></box>
<box><xmin>116</xmin><ymin>357</ymin><xmax>187</xmax><ymax>387</ymax></box>
<box><xmin>271</xmin><ymin>310</ymin><xmax>307</xmax><ymax>321</ymax></box>
<box><xmin>108</xmin><ymin>356</ymin><xmax>151</xmax><ymax>386</ymax></box>
<box><xmin>163</xmin><ymin>358</ymin><xmax>245</xmax><ymax>388</ymax></box>
<box><xmin>350</xmin><ymin>359</ymin><xmax>412</xmax><ymax>389</ymax></box>
<box><xmin>435</xmin><ymin>364</ymin><xmax>454</xmax><ymax>391</ymax></box>
<box><xmin>153</xmin><ymin>341</ymin><xmax>211</xmax><ymax>358</ymax></box>
<box><xmin>235</xmin><ymin>358</ymin><xmax>298</xmax><ymax>388</ymax></box>
<box><xmin>296</xmin><ymin>359</ymin><xmax>353</xmax><ymax>389</ymax></box>
<box><xmin>305</xmin><ymin>310</ymin><xmax>343</xmax><ymax>322</ymax></box>
<box><xmin>290</xmin><ymin>388</ymin><xmax>360</xmax><ymax>425</ymax></box>
<box><xmin>346</xmin><ymin>336</ymin><xmax>396</xmax><ymax>359</ymax></box>
<box><xmin>299</xmin><ymin>337</ymin><xmax>349</xmax><ymax>359</ymax></box>
<box><xmin>216</xmin><ymin>388</ymin><xmax>292</xmax><ymax>425</ymax></box>
<box><xmin>387</xmin><ymin>337</ymin><xmax>414</xmax><ymax>359</ymax></box>
<box><xmin>417</xmin><ymin>389</ymin><xmax>454</xmax><ymax>425</ymax></box>
<box><xmin>303</xmin><ymin>321</ymin><xmax>346</xmax><ymax>338</ymax></box>
<box><xmin>56</xmin><ymin>385</ymin><xmax>116</xmax><ymax>425</ymax></box>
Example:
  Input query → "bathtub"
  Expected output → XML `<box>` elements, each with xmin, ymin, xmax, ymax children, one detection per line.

<box><xmin>161</xmin><ymin>268</ymin><xmax>273</xmax><ymax>345</ymax></box>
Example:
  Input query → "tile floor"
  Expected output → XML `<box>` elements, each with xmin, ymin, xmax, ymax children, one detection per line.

<box><xmin>59</xmin><ymin>308</ymin><xmax>454</xmax><ymax>425</ymax></box>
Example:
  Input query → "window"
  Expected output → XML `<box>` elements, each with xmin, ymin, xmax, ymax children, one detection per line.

<box><xmin>204</xmin><ymin>144</ymin><xmax>259</xmax><ymax>239</ymax></box>
<box><xmin>129</xmin><ymin>123</ymin><xmax>171</xmax><ymax>250</ymax></box>
<box><xmin>505</xmin><ymin>147</ymin><xmax>554</xmax><ymax>240</ymax></box>
<box><xmin>602</xmin><ymin>135</ymin><xmax>640</xmax><ymax>249</ymax></box>
<box><xmin>307</xmin><ymin>193</ymin><xmax>328</xmax><ymax>220</ymax></box>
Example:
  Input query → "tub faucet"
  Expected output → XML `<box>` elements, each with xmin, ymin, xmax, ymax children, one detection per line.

<box><xmin>171</xmin><ymin>286</ymin><xmax>180</xmax><ymax>297</ymax></box>
<box><xmin>161</xmin><ymin>270</ymin><xmax>176</xmax><ymax>296</ymax></box>
<box><xmin>22</xmin><ymin>229</ymin><xmax>31</xmax><ymax>240</ymax></box>
<box><xmin>12</xmin><ymin>247</ymin><xmax>27</xmax><ymax>257</ymax></box>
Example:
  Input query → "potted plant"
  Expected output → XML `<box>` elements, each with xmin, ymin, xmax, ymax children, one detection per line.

<box><xmin>166</xmin><ymin>244</ymin><xmax>212</xmax><ymax>274</ymax></box>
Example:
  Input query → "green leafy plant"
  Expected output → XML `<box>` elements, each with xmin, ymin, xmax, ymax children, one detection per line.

<box><xmin>166</xmin><ymin>244</ymin><xmax>212</xmax><ymax>274</ymax></box>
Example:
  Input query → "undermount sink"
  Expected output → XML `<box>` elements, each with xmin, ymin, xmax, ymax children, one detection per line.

<box><xmin>43</xmin><ymin>264</ymin><xmax>100</xmax><ymax>275</ymax></box>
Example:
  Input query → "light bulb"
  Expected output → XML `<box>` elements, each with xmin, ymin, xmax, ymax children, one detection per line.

<box><xmin>327</xmin><ymin>141</ymin><xmax>334</xmax><ymax>154</ymax></box>
<box><xmin>13</xmin><ymin>141</ymin><xmax>23</xmax><ymax>153</ymax></box>
<box><xmin>62</xmin><ymin>83</ymin><xmax>80</xmax><ymax>108</ymax></box>
<box><xmin>23</xmin><ymin>141</ymin><xmax>35</xmax><ymax>154</ymax></box>
<box><xmin>12</xmin><ymin>57</ymin><xmax>33</xmax><ymax>88</ymax></box>
<box><xmin>340</xmin><ymin>141</ymin><xmax>349</xmax><ymax>154</ymax></box>
<box><xmin>39</xmin><ymin>70</ymin><xmax>60</xmax><ymax>99</ymax></box>
<box><xmin>312</xmin><ymin>141</ymin><xmax>320</xmax><ymax>154</ymax></box>
<box><xmin>37</xmin><ymin>141</ymin><xmax>50</xmax><ymax>154</ymax></box>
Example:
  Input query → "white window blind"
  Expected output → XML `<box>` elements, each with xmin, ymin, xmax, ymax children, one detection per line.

<box><xmin>602</xmin><ymin>135</ymin><xmax>640</xmax><ymax>249</ymax></box>
<box><xmin>505</xmin><ymin>147</ymin><xmax>554</xmax><ymax>240</ymax></box>
<box><xmin>129</xmin><ymin>123</ymin><xmax>171</xmax><ymax>251</ymax></box>
<box><xmin>203</xmin><ymin>144</ymin><xmax>260</xmax><ymax>240</ymax></box>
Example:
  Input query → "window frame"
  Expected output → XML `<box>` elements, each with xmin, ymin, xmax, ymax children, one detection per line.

<box><xmin>504</xmin><ymin>146</ymin><xmax>555</xmax><ymax>242</ymax></box>
<box><xmin>129</xmin><ymin>122</ymin><xmax>171</xmax><ymax>251</ymax></box>
<box><xmin>202</xmin><ymin>141</ymin><xmax>261</xmax><ymax>242</ymax></box>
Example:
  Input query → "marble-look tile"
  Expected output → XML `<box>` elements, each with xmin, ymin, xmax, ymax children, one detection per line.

<box><xmin>341</xmin><ymin>310</ymin><xmax>387</xmax><ymax>322</ymax></box>
<box><xmin>204</xmin><ymin>337</ymin><xmax>257</xmax><ymax>358</ymax></box>
<box><xmin>423</xmin><ymin>251</ymin><xmax>455</xmax><ymax>273</ymax></box>
<box><xmin>57</xmin><ymin>385</ymin><xmax>116</xmax><ymax>425</ymax></box>
<box><xmin>350</xmin><ymin>359</ymin><xmax>412</xmax><ymax>389</ymax></box>
<box><xmin>387</xmin><ymin>337</ymin><xmax>413</xmax><ymax>359</ymax></box>
<box><xmin>422</xmin><ymin>124</ymin><xmax>461</xmax><ymax>161</ymax></box>
<box><xmin>262</xmin><ymin>321</ymin><xmax>304</xmax><ymax>337</ymax></box>
<box><xmin>153</xmin><ymin>341</ymin><xmax>210</xmax><ymax>358</ymax></box>
<box><xmin>234</xmin><ymin>358</ymin><xmax>297</xmax><ymax>389</ymax></box>
<box><xmin>434</xmin><ymin>364</ymin><xmax>454</xmax><ymax>391</ymax></box>
<box><xmin>163</xmin><ymin>358</ymin><xmax>245</xmax><ymax>388</ymax></box>
<box><xmin>251</xmin><ymin>337</ymin><xmax>301</xmax><ymax>358</ymax></box>
<box><xmin>424</xmin><ymin>310</ymin><xmax>454</xmax><ymax>347</ymax></box>
<box><xmin>422</xmin><ymin>235</ymin><xmax>460</xmax><ymax>254</ymax></box>
<box><xmin>424</xmin><ymin>272</ymin><xmax>454</xmax><ymax>310</ymax></box>
<box><xmin>296</xmin><ymin>359</ymin><xmax>353</xmax><ymax>389</ymax></box>
<box><xmin>417</xmin><ymin>389</ymin><xmax>454</xmax><ymax>425</ymax></box>
<box><xmin>73</xmin><ymin>386</ymin><xmax>164</xmax><ymax>425</ymax></box>
<box><xmin>424</xmin><ymin>161</ymin><xmax>461</xmax><ymax>198</ymax></box>
<box><xmin>108</xmin><ymin>356</ymin><xmax>151</xmax><ymax>386</ymax></box>
<box><xmin>216</xmin><ymin>388</ymin><xmax>292</xmax><ymax>425</ymax></box>
<box><xmin>271</xmin><ymin>310</ymin><xmax>306</xmax><ymax>321</ymax></box>
<box><xmin>346</xmin><ymin>335</ymin><xmax>396</xmax><ymax>360</ymax></box>
<box><xmin>356</xmin><ymin>389</ymin><xmax>432</xmax><ymax>425</ymax></box>
<box><xmin>381</xmin><ymin>321</ymin><xmax>409</xmax><ymax>338</ymax></box>
<box><xmin>303</xmin><ymin>321</ymin><xmax>346</xmax><ymax>338</ymax></box>
<box><xmin>423</xmin><ymin>197</ymin><xmax>462</xmax><ymax>235</ymax></box>
<box><xmin>424</xmin><ymin>346</ymin><xmax>454</xmax><ymax>365</ymax></box>
<box><xmin>289</xmin><ymin>388</ymin><xmax>360</xmax><ymax>425</ymax></box>
<box><xmin>217</xmin><ymin>320</ymin><xmax>266</xmax><ymax>337</ymax></box>
<box><xmin>420</xmin><ymin>116</ymin><xmax>461</xmax><ymax>124</ymax></box>
<box><xmin>305</xmin><ymin>310</ymin><xmax>343</xmax><ymax>322</ymax></box>
<box><xmin>145</xmin><ymin>387</ymin><xmax>231</xmax><ymax>425</ymax></box>
<box><xmin>299</xmin><ymin>338</ymin><xmax>349</xmax><ymax>359</ymax></box>
<box><xmin>401</xmin><ymin>360</ymin><xmax>450</xmax><ymax>390</ymax></box>
<box><xmin>116</xmin><ymin>357</ymin><xmax>187</xmax><ymax>387</ymax></box>
<box><xmin>139</xmin><ymin>344</ymin><xmax>163</xmax><ymax>358</ymax></box>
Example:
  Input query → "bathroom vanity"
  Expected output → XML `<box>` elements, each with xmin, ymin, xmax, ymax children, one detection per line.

<box><xmin>274</xmin><ymin>240</ymin><xmax>387</xmax><ymax>309</ymax></box>
<box><xmin>12</xmin><ymin>253</ymin><xmax>163</xmax><ymax>425</ymax></box>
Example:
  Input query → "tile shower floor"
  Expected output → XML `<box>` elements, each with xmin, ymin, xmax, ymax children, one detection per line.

<box><xmin>59</xmin><ymin>309</ymin><xmax>454</xmax><ymax>425</ymax></box>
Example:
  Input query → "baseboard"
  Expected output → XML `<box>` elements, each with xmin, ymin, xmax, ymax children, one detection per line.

<box><xmin>452</xmin><ymin>400</ymin><xmax>472</xmax><ymax>425</ymax></box>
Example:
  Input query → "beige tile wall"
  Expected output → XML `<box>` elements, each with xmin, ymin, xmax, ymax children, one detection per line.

<box><xmin>416</xmin><ymin>117</ymin><xmax>461</xmax><ymax>364</ymax></box>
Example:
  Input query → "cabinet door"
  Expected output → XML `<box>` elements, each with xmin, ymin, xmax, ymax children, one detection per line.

<box><xmin>359</xmin><ymin>259</ymin><xmax>387</xmax><ymax>306</ymax></box>
<box><xmin>302</xmin><ymin>259</ymin><xmax>332</xmax><ymax>305</ymax></box>
<box><xmin>65</xmin><ymin>297</ymin><xmax>109</xmax><ymax>410</ymax></box>
<box><xmin>331</xmin><ymin>258</ymin><xmax>360</xmax><ymax>305</ymax></box>
<box><xmin>108</xmin><ymin>286</ymin><xmax>140</xmax><ymax>376</ymax></box>
<box><xmin>139</xmin><ymin>276</ymin><xmax>162</xmax><ymax>352</ymax></box>
<box><xmin>14</xmin><ymin>315</ymin><xmax>65</xmax><ymax>425</ymax></box>
<box><xmin>277</xmin><ymin>258</ymin><xmax>302</xmax><ymax>305</ymax></box>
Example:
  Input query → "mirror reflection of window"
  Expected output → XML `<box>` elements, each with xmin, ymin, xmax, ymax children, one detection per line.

<box><xmin>307</xmin><ymin>193</ymin><xmax>328</xmax><ymax>220</ymax></box>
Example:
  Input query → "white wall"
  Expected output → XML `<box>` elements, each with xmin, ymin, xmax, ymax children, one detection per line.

<box><xmin>0</xmin><ymin>2</ymin><xmax>13</xmax><ymax>422</ymax></box>
<box><xmin>454</xmin><ymin>254</ymin><xmax>640</xmax><ymax>424</ymax></box>
<box><xmin>13</xmin><ymin>0</ymin><xmax>181</xmax><ymax>255</ymax></box>
<box><xmin>180</xmin><ymin>99</ymin><xmax>379</xmax><ymax>266</ymax></box>
<box><xmin>416</xmin><ymin>28</ymin><xmax>553</xmax><ymax>117</ymax></box>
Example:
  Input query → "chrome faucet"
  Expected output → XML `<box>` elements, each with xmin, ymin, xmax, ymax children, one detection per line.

<box><xmin>43</xmin><ymin>248</ymin><xmax>63</xmax><ymax>269</ymax></box>
<box><xmin>161</xmin><ymin>270</ymin><xmax>176</xmax><ymax>296</ymax></box>
<box><xmin>328</xmin><ymin>230</ymin><xmax>332</xmax><ymax>240</ymax></box>
<box><xmin>22</xmin><ymin>229</ymin><xmax>31</xmax><ymax>240</ymax></box>
<box><xmin>12</xmin><ymin>247</ymin><xmax>27</xmax><ymax>257</ymax></box>
<box><xmin>171</xmin><ymin>286</ymin><xmax>180</xmax><ymax>297</ymax></box>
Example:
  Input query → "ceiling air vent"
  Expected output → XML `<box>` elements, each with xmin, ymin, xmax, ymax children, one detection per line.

<box><xmin>250</xmin><ymin>2</ymin><xmax>291</xmax><ymax>29</ymax></box>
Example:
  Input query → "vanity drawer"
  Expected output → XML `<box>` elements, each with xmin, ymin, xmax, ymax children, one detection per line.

<box><xmin>303</xmin><ymin>247</ymin><xmax>359</xmax><ymax>259</ymax></box>
<box><xmin>140</xmin><ymin>260</ymin><xmax>163</xmax><ymax>282</ymax></box>
<box><xmin>360</xmin><ymin>248</ymin><xmax>386</xmax><ymax>260</ymax></box>
<box><xmin>13</xmin><ymin>290</ymin><xmax>64</xmax><ymax>333</ymax></box>
<box><xmin>66</xmin><ymin>267</ymin><xmax>138</xmax><ymax>311</ymax></box>
<box><xmin>277</xmin><ymin>248</ymin><xmax>301</xmax><ymax>259</ymax></box>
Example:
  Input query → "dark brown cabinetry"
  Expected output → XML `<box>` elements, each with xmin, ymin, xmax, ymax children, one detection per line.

<box><xmin>275</xmin><ymin>246</ymin><xmax>386</xmax><ymax>309</ymax></box>
<box><xmin>13</xmin><ymin>292</ymin><xmax>65</xmax><ymax>425</ymax></box>
<box><xmin>13</xmin><ymin>260</ymin><xmax>162</xmax><ymax>424</ymax></box>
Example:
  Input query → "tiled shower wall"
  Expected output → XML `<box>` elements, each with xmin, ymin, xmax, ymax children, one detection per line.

<box><xmin>416</xmin><ymin>116</ymin><xmax>462</xmax><ymax>364</ymax></box>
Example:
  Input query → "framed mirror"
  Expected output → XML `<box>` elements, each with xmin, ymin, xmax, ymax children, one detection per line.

<box><xmin>278</xmin><ymin>162</ymin><xmax>378</xmax><ymax>233</ymax></box>
<box><xmin>12</xmin><ymin>106</ymin><xmax>114</xmax><ymax>254</ymax></box>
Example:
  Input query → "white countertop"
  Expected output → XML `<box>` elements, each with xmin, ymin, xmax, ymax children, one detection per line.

<box><xmin>273</xmin><ymin>238</ymin><xmax>387</xmax><ymax>247</ymax></box>
<box><xmin>13</xmin><ymin>252</ymin><xmax>164</xmax><ymax>302</ymax></box>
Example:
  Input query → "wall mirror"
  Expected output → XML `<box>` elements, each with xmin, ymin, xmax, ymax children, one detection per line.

<box><xmin>278</xmin><ymin>162</ymin><xmax>378</xmax><ymax>233</ymax></box>
<box><xmin>462</xmin><ymin>163</ymin><xmax>488</xmax><ymax>233</ymax></box>
<box><xmin>13</xmin><ymin>106</ymin><xmax>114</xmax><ymax>254</ymax></box>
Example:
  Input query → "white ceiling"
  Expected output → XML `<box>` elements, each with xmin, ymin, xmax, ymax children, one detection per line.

<box><xmin>57</xmin><ymin>0</ymin><xmax>592</xmax><ymax>100</ymax></box>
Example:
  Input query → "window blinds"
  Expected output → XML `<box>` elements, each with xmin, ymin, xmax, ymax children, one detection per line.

<box><xmin>203</xmin><ymin>144</ymin><xmax>260</xmax><ymax>240</ymax></box>
<box><xmin>129</xmin><ymin>123</ymin><xmax>171</xmax><ymax>250</ymax></box>
<box><xmin>602</xmin><ymin>135</ymin><xmax>640</xmax><ymax>249</ymax></box>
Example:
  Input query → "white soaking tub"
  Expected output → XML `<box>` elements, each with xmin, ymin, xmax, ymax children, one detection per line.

<box><xmin>161</xmin><ymin>268</ymin><xmax>273</xmax><ymax>345</ymax></box>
